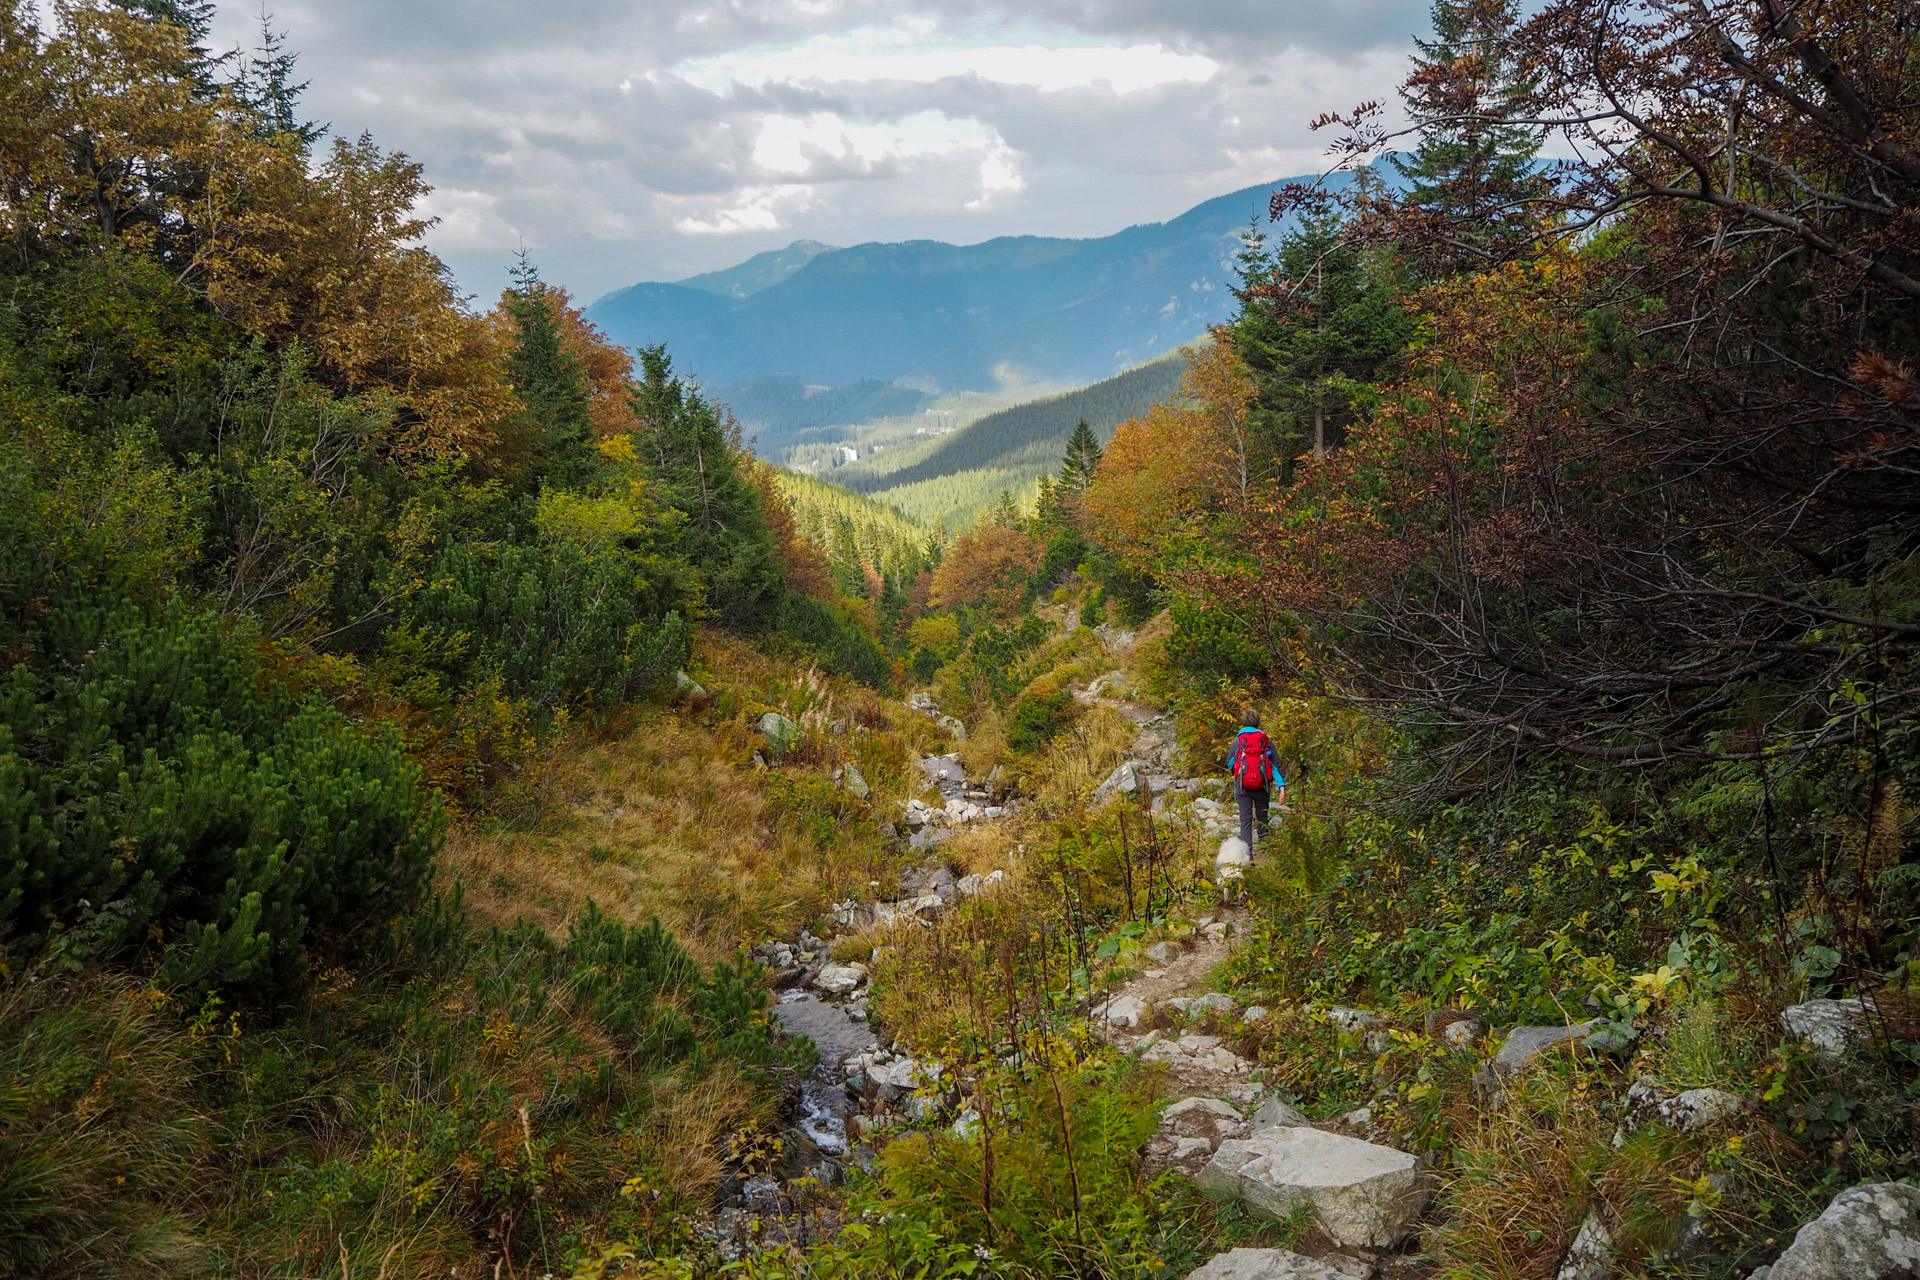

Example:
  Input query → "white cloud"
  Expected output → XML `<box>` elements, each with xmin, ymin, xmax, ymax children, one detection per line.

<box><xmin>673</xmin><ymin>29</ymin><xmax>1218</xmax><ymax>95</ymax></box>
<box><xmin>205</xmin><ymin>1</ymin><xmax>1426</xmax><ymax>297</ymax></box>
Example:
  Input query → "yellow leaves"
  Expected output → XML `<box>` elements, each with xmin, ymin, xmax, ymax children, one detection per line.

<box><xmin>1629</xmin><ymin>964</ymin><xmax>1686</xmax><ymax>1006</ymax></box>
<box><xmin>598</xmin><ymin>433</ymin><xmax>638</xmax><ymax>464</ymax></box>
<box><xmin>1648</xmin><ymin>854</ymin><xmax>1711</xmax><ymax>908</ymax></box>
<box><xmin>908</xmin><ymin>613</ymin><xmax>961</xmax><ymax>659</ymax></box>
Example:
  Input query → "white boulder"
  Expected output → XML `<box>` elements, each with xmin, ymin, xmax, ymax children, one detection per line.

<box><xmin>1099</xmin><ymin>994</ymin><xmax>1150</xmax><ymax>1029</ymax></box>
<box><xmin>1184</xmin><ymin>1248</ymin><xmax>1355</xmax><ymax>1280</ymax></box>
<box><xmin>1251</xmin><ymin>1096</ymin><xmax>1314</xmax><ymax>1129</ymax></box>
<box><xmin>1144</xmin><ymin>1034</ymin><xmax>1252</xmax><ymax>1076</ymax></box>
<box><xmin>1195</xmin><ymin>1127</ymin><xmax>1432</xmax><ymax>1249</ymax></box>
<box><xmin>812</xmin><ymin>964</ymin><xmax>866</xmax><ymax>997</ymax></box>
<box><xmin>1766</xmin><ymin>1182</ymin><xmax>1920</xmax><ymax>1280</ymax></box>
<box><xmin>1781</xmin><ymin>999</ymin><xmax>1874</xmax><ymax>1057</ymax></box>
<box><xmin>1655</xmin><ymin>1087</ymin><xmax>1745</xmax><ymax>1132</ymax></box>
<box><xmin>1555</xmin><ymin>1205</ymin><xmax>1616</xmax><ymax>1280</ymax></box>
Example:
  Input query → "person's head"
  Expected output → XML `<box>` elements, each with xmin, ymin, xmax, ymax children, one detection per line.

<box><xmin>1241</xmin><ymin>708</ymin><xmax>1260</xmax><ymax>729</ymax></box>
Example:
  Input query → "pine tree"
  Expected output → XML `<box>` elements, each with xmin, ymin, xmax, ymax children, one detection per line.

<box><xmin>1058</xmin><ymin>419</ymin><xmax>1103</xmax><ymax>500</ymax></box>
<box><xmin>1392</xmin><ymin>0</ymin><xmax>1546</xmax><ymax>275</ymax></box>
<box><xmin>505</xmin><ymin>251</ymin><xmax>597</xmax><ymax>491</ymax></box>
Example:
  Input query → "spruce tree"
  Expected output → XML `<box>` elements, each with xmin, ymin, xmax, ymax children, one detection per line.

<box><xmin>505</xmin><ymin>252</ymin><xmax>597</xmax><ymax>491</ymax></box>
<box><xmin>1233</xmin><ymin>202</ymin><xmax>1412</xmax><ymax>465</ymax></box>
<box><xmin>1392</xmin><ymin>0</ymin><xmax>1545</xmax><ymax>275</ymax></box>
<box><xmin>631</xmin><ymin>344</ymin><xmax>783</xmax><ymax>629</ymax></box>
<box><xmin>232</xmin><ymin>9</ymin><xmax>326</xmax><ymax>142</ymax></box>
<box><xmin>1058</xmin><ymin>420</ymin><xmax>1103</xmax><ymax>499</ymax></box>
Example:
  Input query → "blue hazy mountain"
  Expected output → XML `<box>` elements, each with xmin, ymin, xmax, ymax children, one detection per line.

<box><xmin>583</xmin><ymin>177</ymin><xmax>1309</xmax><ymax>393</ymax></box>
<box><xmin>675</xmin><ymin>239</ymin><xmax>839</xmax><ymax>299</ymax></box>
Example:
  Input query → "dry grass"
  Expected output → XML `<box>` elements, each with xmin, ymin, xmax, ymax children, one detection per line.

<box><xmin>443</xmin><ymin>635</ymin><xmax>919</xmax><ymax>962</ymax></box>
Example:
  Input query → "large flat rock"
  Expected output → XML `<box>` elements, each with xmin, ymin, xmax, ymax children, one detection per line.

<box><xmin>1185</xmin><ymin>1248</ymin><xmax>1353</xmax><ymax>1280</ymax></box>
<box><xmin>1765</xmin><ymin>1182</ymin><xmax>1920</xmax><ymax>1280</ymax></box>
<box><xmin>1195</xmin><ymin>1125</ymin><xmax>1431</xmax><ymax>1249</ymax></box>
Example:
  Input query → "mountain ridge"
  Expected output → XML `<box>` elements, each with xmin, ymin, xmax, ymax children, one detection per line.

<box><xmin>582</xmin><ymin>175</ymin><xmax>1333</xmax><ymax>393</ymax></box>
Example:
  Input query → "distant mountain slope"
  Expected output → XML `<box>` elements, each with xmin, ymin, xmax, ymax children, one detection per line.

<box><xmin>718</xmin><ymin>375</ymin><xmax>933</xmax><ymax>444</ymax></box>
<box><xmin>815</xmin><ymin>347</ymin><xmax>1191</xmax><ymax>529</ymax></box>
<box><xmin>582</xmin><ymin>174</ymin><xmax>1336</xmax><ymax>393</ymax></box>
<box><xmin>678</xmin><ymin>240</ymin><xmax>839</xmax><ymax>298</ymax></box>
<box><xmin>839</xmin><ymin>349</ymin><xmax>1189</xmax><ymax>496</ymax></box>
<box><xmin>582</xmin><ymin>282</ymin><xmax>732</xmax><ymax>352</ymax></box>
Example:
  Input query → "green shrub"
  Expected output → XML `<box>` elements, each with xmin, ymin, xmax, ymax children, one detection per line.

<box><xmin>1</xmin><ymin>602</ymin><xmax>440</xmax><ymax>1003</ymax></box>
<box><xmin>406</xmin><ymin>530</ymin><xmax>690</xmax><ymax>710</ymax></box>
<box><xmin>1007</xmin><ymin>687</ymin><xmax>1075</xmax><ymax>753</ymax></box>
<box><xmin>1166</xmin><ymin>599</ymin><xmax>1266</xmax><ymax>681</ymax></box>
<box><xmin>773</xmin><ymin>593</ymin><xmax>892</xmax><ymax>687</ymax></box>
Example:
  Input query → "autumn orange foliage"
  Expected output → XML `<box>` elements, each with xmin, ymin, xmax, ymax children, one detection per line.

<box><xmin>927</xmin><ymin>523</ymin><xmax>1040</xmax><ymax>620</ymax></box>
<box><xmin>751</xmin><ymin>461</ymin><xmax>837</xmax><ymax>601</ymax></box>
<box><xmin>1081</xmin><ymin>338</ymin><xmax>1257</xmax><ymax>574</ymax></box>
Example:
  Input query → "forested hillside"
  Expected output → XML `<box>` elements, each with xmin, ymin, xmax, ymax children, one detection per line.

<box><xmin>832</xmin><ymin>350</ymin><xmax>1189</xmax><ymax>527</ymax></box>
<box><xmin>5</xmin><ymin>1</ymin><xmax>1919</xmax><ymax>1280</ymax></box>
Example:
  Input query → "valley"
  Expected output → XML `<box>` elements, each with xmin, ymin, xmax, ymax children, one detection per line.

<box><xmin>2</xmin><ymin>3</ymin><xmax>1915</xmax><ymax>1280</ymax></box>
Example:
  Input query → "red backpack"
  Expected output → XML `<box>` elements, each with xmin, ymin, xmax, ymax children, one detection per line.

<box><xmin>1233</xmin><ymin>729</ymin><xmax>1274</xmax><ymax>790</ymax></box>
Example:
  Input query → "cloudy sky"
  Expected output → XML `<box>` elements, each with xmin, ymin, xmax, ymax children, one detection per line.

<box><xmin>207</xmin><ymin>1</ymin><xmax>1427</xmax><ymax>304</ymax></box>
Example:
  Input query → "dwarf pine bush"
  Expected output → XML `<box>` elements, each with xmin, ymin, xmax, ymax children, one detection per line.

<box><xmin>0</xmin><ymin>601</ymin><xmax>440</xmax><ymax>1002</ymax></box>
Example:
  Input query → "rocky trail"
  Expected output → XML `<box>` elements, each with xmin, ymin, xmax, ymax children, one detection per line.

<box><xmin>735</xmin><ymin>677</ymin><xmax>1912</xmax><ymax>1280</ymax></box>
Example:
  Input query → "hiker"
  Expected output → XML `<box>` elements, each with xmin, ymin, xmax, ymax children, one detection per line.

<box><xmin>1226</xmin><ymin>709</ymin><xmax>1286</xmax><ymax>849</ymax></box>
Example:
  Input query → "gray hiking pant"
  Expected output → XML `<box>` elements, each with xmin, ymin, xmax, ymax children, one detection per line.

<box><xmin>1236</xmin><ymin>784</ymin><xmax>1271</xmax><ymax>848</ymax></box>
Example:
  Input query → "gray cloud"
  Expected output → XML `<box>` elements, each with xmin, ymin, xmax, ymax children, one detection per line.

<box><xmin>211</xmin><ymin>1</ymin><xmax>1424</xmax><ymax>302</ymax></box>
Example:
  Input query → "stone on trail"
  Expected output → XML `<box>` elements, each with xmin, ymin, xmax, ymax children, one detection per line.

<box><xmin>1099</xmin><ymin>994</ymin><xmax>1149</xmax><ymax>1029</ymax></box>
<box><xmin>1780</xmin><ymin>998</ymin><xmax>1874</xmax><ymax>1057</ymax></box>
<box><xmin>1142</xmin><ymin>1097</ymin><xmax>1248</xmax><ymax>1178</ymax></box>
<box><xmin>1251</xmin><ymin>1096</ymin><xmax>1314</xmax><ymax>1129</ymax></box>
<box><xmin>937</xmin><ymin>713</ymin><xmax>968</xmax><ymax>741</ymax></box>
<box><xmin>812</xmin><ymin>964</ymin><xmax>866</xmax><ymax>997</ymax></box>
<box><xmin>1184</xmin><ymin>1248</ymin><xmax>1355</xmax><ymax>1280</ymax></box>
<box><xmin>1094</xmin><ymin>760</ymin><xmax>1143</xmax><ymax>801</ymax></box>
<box><xmin>916</xmin><ymin>754</ymin><xmax>967</xmax><ymax>785</ymax></box>
<box><xmin>1759</xmin><ymin>1182</ymin><xmax>1920</xmax><ymax>1280</ymax></box>
<box><xmin>1195</xmin><ymin>1126</ymin><xmax>1431</xmax><ymax>1249</ymax></box>
<box><xmin>1143</xmin><ymin>1035</ymin><xmax>1251</xmax><ymax>1076</ymax></box>
<box><xmin>1145</xmin><ymin>940</ymin><xmax>1182</xmax><ymax>965</ymax></box>
<box><xmin>1163</xmin><ymin>993</ymin><xmax>1236</xmax><ymax>1017</ymax></box>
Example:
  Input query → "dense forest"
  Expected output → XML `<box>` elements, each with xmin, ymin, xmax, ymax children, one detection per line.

<box><xmin>3</xmin><ymin>1</ymin><xmax>1917</xmax><ymax>1279</ymax></box>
